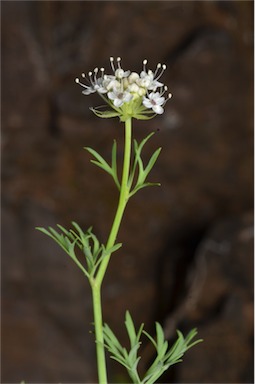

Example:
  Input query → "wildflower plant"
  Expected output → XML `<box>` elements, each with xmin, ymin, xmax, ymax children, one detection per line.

<box><xmin>37</xmin><ymin>57</ymin><xmax>202</xmax><ymax>383</ymax></box>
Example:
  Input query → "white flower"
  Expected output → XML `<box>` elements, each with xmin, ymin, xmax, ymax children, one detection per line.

<box><xmin>143</xmin><ymin>92</ymin><xmax>166</xmax><ymax>114</ymax></box>
<box><xmin>128</xmin><ymin>72</ymin><xmax>140</xmax><ymax>83</ymax></box>
<box><xmin>139</xmin><ymin>61</ymin><xmax>166</xmax><ymax>91</ymax></box>
<box><xmin>110</xmin><ymin>57</ymin><xmax>130</xmax><ymax>79</ymax></box>
<box><xmin>75</xmin><ymin>57</ymin><xmax>172</xmax><ymax>120</ymax></box>
<box><xmin>75</xmin><ymin>68</ymin><xmax>108</xmax><ymax>95</ymax></box>
<box><xmin>115</xmin><ymin>68</ymin><xmax>130</xmax><ymax>79</ymax></box>
<box><xmin>75</xmin><ymin>77</ymin><xmax>96</xmax><ymax>95</ymax></box>
<box><xmin>108</xmin><ymin>89</ymin><xmax>133</xmax><ymax>108</ymax></box>
<box><xmin>102</xmin><ymin>75</ymin><xmax>121</xmax><ymax>91</ymax></box>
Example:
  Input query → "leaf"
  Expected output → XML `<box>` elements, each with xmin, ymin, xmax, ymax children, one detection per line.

<box><xmin>36</xmin><ymin>226</ymin><xmax>68</xmax><ymax>253</ymax></box>
<box><xmin>36</xmin><ymin>223</ymin><xmax>96</xmax><ymax>279</ymax></box>
<box><xmin>125</xmin><ymin>311</ymin><xmax>137</xmax><ymax>348</ymax></box>
<box><xmin>90</xmin><ymin>108</ymin><xmax>120</xmax><ymax>119</ymax></box>
<box><xmin>103</xmin><ymin>323</ymin><xmax>125</xmax><ymax>356</ymax></box>
<box><xmin>103</xmin><ymin>313</ymin><xmax>143</xmax><ymax>383</ymax></box>
<box><xmin>91</xmin><ymin>243</ymin><xmax>122</xmax><ymax>277</ymax></box>
<box><xmin>111</xmin><ymin>140</ymin><xmax>120</xmax><ymax>189</ymax></box>
<box><xmin>133</xmin><ymin>114</ymin><xmax>156</xmax><ymax>121</ymax></box>
<box><xmin>128</xmin><ymin>132</ymin><xmax>161</xmax><ymax>197</ymax></box>
<box><xmin>129</xmin><ymin>182</ymin><xmax>161</xmax><ymax>198</ymax></box>
<box><xmin>85</xmin><ymin>147</ymin><xmax>113</xmax><ymax>176</ymax></box>
<box><xmin>85</xmin><ymin>145</ymin><xmax>120</xmax><ymax>189</ymax></box>
<box><xmin>143</xmin><ymin>148</ymin><xmax>162</xmax><ymax>180</ymax></box>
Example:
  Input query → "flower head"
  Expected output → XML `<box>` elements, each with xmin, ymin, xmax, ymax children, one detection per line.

<box><xmin>75</xmin><ymin>57</ymin><xmax>172</xmax><ymax>121</ymax></box>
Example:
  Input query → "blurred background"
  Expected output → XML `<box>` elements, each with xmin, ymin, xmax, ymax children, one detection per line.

<box><xmin>1</xmin><ymin>1</ymin><xmax>253</xmax><ymax>383</ymax></box>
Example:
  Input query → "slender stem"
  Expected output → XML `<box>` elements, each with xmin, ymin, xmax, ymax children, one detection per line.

<box><xmin>91</xmin><ymin>281</ymin><xmax>108</xmax><ymax>384</ymax></box>
<box><xmin>90</xmin><ymin>117</ymin><xmax>132</xmax><ymax>384</ymax></box>
<box><xmin>96</xmin><ymin>117</ymin><xmax>132</xmax><ymax>286</ymax></box>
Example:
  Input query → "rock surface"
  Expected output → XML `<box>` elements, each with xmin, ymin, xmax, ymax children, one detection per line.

<box><xmin>2</xmin><ymin>1</ymin><xmax>253</xmax><ymax>383</ymax></box>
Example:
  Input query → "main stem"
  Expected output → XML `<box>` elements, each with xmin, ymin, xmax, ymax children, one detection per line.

<box><xmin>91</xmin><ymin>117</ymin><xmax>132</xmax><ymax>384</ymax></box>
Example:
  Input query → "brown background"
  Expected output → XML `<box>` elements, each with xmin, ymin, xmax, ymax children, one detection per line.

<box><xmin>1</xmin><ymin>1</ymin><xmax>254</xmax><ymax>383</ymax></box>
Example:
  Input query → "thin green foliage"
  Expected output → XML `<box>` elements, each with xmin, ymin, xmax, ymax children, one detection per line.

<box><xmin>36</xmin><ymin>118</ymin><xmax>202</xmax><ymax>384</ymax></box>
<box><xmin>85</xmin><ymin>132</ymin><xmax>161</xmax><ymax>198</ymax></box>
<box><xmin>103</xmin><ymin>311</ymin><xmax>203</xmax><ymax>384</ymax></box>
<box><xmin>128</xmin><ymin>132</ymin><xmax>162</xmax><ymax>197</ymax></box>
<box><xmin>36</xmin><ymin>222</ymin><xmax>122</xmax><ymax>281</ymax></box>
<box><xmin>85</xmin><ymin>142</ymin><xmax>120</xmax><ymax>189</ymax></box>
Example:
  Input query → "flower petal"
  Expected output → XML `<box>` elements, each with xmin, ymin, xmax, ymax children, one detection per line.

<box><xmin>152</xmin><ymin>105</ymin><xmax>164</xmax><ymax>114</ymax></box>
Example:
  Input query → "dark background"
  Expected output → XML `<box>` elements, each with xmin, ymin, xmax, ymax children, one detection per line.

<box><xmin>1</xmin><ymin>1</ymin><xmax>253</xmax><ymax>383</ymax></box>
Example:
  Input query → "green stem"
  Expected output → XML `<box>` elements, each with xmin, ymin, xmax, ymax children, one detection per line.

<box><xmin>91</xmin><ymin>282</ymin><xmax>108</xmax><ymax>384</ymax></box>
<box><xmin>96</xmin><ymin>117</ymin><xmax>132</xmax><ymax>286</ymax></box>
<box><xmin>90</xmin><ymin>117</ymin><xmax>132</xmax><ymax>384</ymax></box>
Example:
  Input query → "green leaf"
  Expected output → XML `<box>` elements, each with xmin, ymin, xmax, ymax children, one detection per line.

<box><xmin>133</xmin><ymin>114</ymin><xmax>156</xmax><ymax>120</ymax></box>
<box><xmin>103</xmin><ymin>312</ymin><xmax>202</xmax><ymax>384</ymax></box>
<box><xmin>103</xmin><ymin>312</ymin><xmax>143</xmax><ymax>383</ymax></box>
<box><xmin>125</xmin><ymin>311</ymin><xmax>138</xmax><ymax>348</ymax></box>
<box><xmin>111</xmin><ymin>140</ymin><xmax>120</xmax><ymax>189</ymax></box>
<box><xmin>91</xmin><ymin>243</ymin><xmax>122</xmax><ymax>277</ymax></box>
<box><xmin>90</xmin><ymin>108</ymin><xmax>121</xmax><ymax>119</ymax></box>
<box><xmin>103</xmin><ymin>323</ymin><xmax>125</xmax><ymax>355</ymax></box>
<box><xmin>129</xmin><ymin>182</ymin><xmax>161</xmax><ymax>198</ymax></box>
<box><xmin>36</xmin><ymin>226</ymin><xmax>69</xmax><ymax>253</ymax></box>
<box><xmin>143</xmin><ymin>148</ymin><xmax>162</xmax><ymax>180</ymax></box>
<box><xmin>128</xmin><ymin>132</ymin><xmax>161</xmax><ymax>197</ymax></box>
<box><xmin>85</xmin><ymin>147</ymin><xmax>113</xmax><ymax>175</ymax></box>
<box><xmin>85</xmin><ymin>145</ymin><xmax>120</xmax><ymax>189</ymax></box>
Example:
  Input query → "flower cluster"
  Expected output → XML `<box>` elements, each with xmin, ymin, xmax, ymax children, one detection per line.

<box><xmin>75</xmin><ymin>57</ymin><xmax>172</xmax><ymax>121</ymax></box>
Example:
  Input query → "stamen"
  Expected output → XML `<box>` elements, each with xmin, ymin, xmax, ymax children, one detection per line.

<box><xmin>154</xmin><ymin>63</ymin><xmax>161</xmax><ymax>77</ymax></box>
<box><xmin>117</xmin><ymin>57</ymin><xmax>121</xmax><ymax>69</ymax></box>
<box><xmin>168</xmin><ymin>93</ymin><xmax>172</xmax><ymax>99</ymax></box>
<box><xmin>143</xmin><ymin>59</ymin><xmax>148</xmax><ymax>72</ymax></box>
<box><xmin>155</xmin><ymin>63</ymin><xmax>166</xmax><ymax>81</ymax></box>
<box><xmin>78</xmin><ymin>72</ymin><xmax>92</xmax><ymax>85</ymax></box>
<box><xmin>110</xmin><ymin>57</ymin><xmax>115</xmax><ymax>72</ymax></box>
<box><xmin>93</xmin><ymin>68</ymin><xmax>99</xmax><ymax>85</ymax></box>
<box><xmin>88</xmin><ymin>71</ymin><xmax>93</xmax><ymax>84</ymax></box>
<box><xmin>75</xmin><ymin>78</ymin><xmax>87</xmax><ymax>88</ymax></box>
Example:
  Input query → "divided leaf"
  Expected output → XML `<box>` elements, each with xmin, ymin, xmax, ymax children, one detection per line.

<box><xmin>128</xmin><ymin>132</ymin><xmax>161</xmax><ymax>197</ymax></box>
<box><xmin>103</xmin><ymin>311</ymin><xmax>202</xmax><ymax>384</ymax></box>
<box><xmin>36</xmin><ymin>222</ymin><xmax>121</xmax><ymax>280</ymax></box>
<box><xmin>85</xmin><ymin>142</ymin><xmax>120</xmax><ymax>189</ymax></box>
